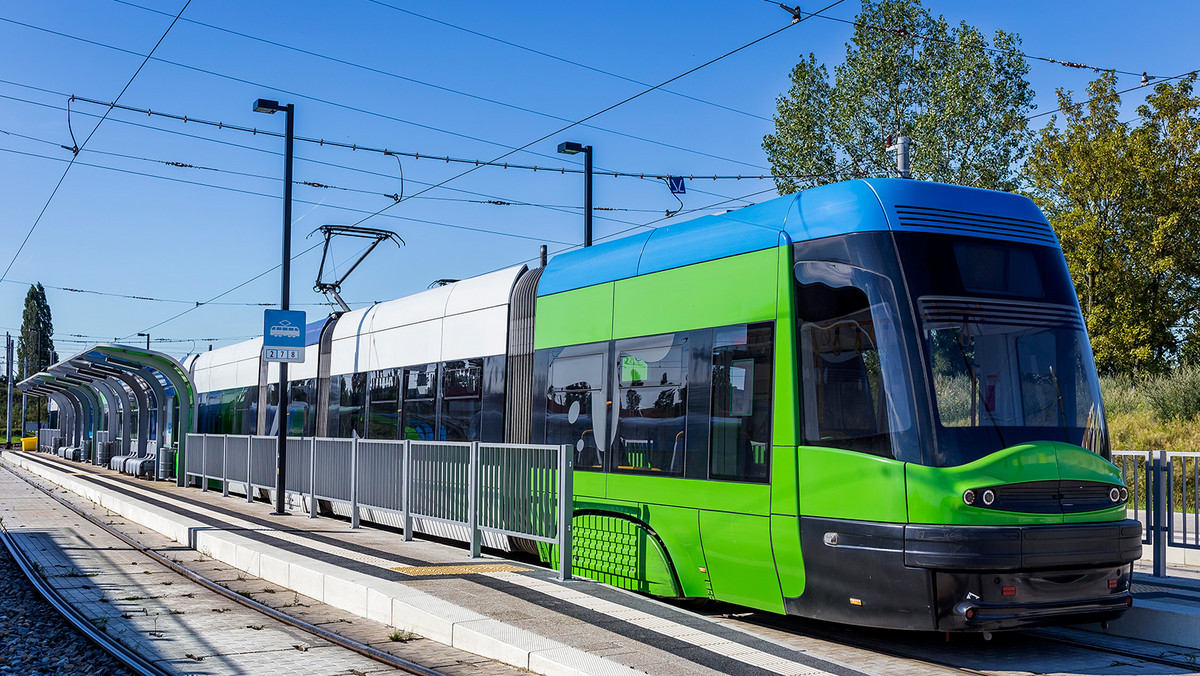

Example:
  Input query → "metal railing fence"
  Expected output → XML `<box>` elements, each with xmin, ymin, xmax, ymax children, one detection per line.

<box><xmin>184</xmin><ymin>434</ymin><xmax>573</xmax><ymax>579</ymax></box>
<box><xmin>1113</xmin><ymin>450</ymin><xmax>1200</xmax><ymax>576</ymax></box>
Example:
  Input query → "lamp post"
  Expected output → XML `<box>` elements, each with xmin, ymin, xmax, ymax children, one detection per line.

<box><xmin>137</xmin><ymin>333</ymin><xmax>150</xmax><ymax>351</ymax></box>
<box><xmin>556</xmin><ymin>141</ymin><xmax>593</xmax><ymax>247</ymax></box>
<box><xmin>254</xmin><ymin>97</ymin><xmax>295</xmax><ymax>517</ymax></box>
<box><xmin>5</xmin><ymin>332</ymin><xmax>12</xmax><ymax>448</ymax></box>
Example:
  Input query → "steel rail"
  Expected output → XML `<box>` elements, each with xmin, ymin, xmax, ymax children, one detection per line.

<box><xmin>1</xmin><ymin>460</ymin><xmax>450</xmax><ymax>676</ymax></box>
<box><xmin>0</xmin><ymin>518</ymin><xmax>174</xmax><ymax>676</ymax></box>
<box><xmin>717</xmin><ymin>604</ymin><xmax>1200</xmax><ymax>675</ymax></box>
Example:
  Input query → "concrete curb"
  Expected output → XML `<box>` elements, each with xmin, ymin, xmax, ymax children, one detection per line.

<box><xmin>3</xmin><ymin>452</ymin><xmax>640</xmax><ymax>676</ymax></box>
<box><xmin>1087</xmin><ymin>590</ymin><xmax>1200</xmax><ymax>651</ymax></box>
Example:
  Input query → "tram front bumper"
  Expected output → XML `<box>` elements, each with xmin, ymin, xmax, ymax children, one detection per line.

<box><xmin>936</xmin><ymin>565</ymin><xmax>1133</xmax><ymax>631</ymax></box>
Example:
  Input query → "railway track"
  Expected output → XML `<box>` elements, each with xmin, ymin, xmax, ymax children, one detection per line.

<box><xmin>704</xmin><ymin>603</ymin><xmax>1200</xmax><ymax>675</ymax></box>
<box><xmin>0</xmin><ymin>461</ymin><xmax>489</xmax><ymax>676</ymax></box>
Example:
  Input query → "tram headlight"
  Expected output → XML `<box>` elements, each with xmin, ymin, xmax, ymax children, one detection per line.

<box><xmin>1109</xmin><ymin>487</ymin><xmax>1121</xmax><ymax>503</ymax></box>
<box><xmin>963</xmin><ymin>489</ymin><xmax>977</xmax><ymax>505</ymax></box>
<box><xmin>1119</xmin><ymin>487</ymin><xmax>1128</xmax><ymax>502</ymax></box>
<box><xmin>981</xmin><ymin>489</ymin><xmax>996</xmax><ymax>506</ymax></box>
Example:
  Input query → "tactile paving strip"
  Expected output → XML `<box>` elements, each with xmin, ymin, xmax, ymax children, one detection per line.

<box><xmin>394</xmin><ymin>563</ymin><xmax>531</xmax><ymax>576</ymax></box>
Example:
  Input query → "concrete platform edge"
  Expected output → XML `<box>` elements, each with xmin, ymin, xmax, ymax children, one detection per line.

<box><xmin>2</xmin><ymin>452</ymin><xmax>641</xmax><ymax>676</ymax></box>
<box><xmin>1074</xmin><ymin>593</ymin><xmax>1200</xmax><ymax>651</ymax></box>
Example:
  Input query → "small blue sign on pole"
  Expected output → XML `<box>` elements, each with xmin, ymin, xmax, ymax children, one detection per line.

<box><xmin>263</xmin><ymin>309</ymin><xmax>306</xmax><ymax>363</ymax></box>
<box><xmin>667</xmin><ymin>176</ymin><xmax>686</xmax><ymax>195</ymax></box>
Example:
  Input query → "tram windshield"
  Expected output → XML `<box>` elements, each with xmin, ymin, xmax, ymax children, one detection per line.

<box><xmin>896</xmin><ymin>234</ymin><xmax>1109</xmax><ymax>466</ymax></box>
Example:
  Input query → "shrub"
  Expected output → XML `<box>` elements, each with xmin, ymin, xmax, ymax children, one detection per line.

<box><xmin>1100</xmin><ymin>375</ymin><xmax>1143</xmax><ymax>417</ymax></box>
<box><xmin>1145</xmin><ymin>365</ymin><xmax>1200</xmax><ymax>422</ymax></box>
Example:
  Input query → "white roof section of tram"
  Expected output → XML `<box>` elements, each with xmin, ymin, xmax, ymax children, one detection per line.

<box><xmin>190</xmin><ymin>265</ymin><xmax>526</xmax><ymax>389</ymax></box>
<box><xmin>328</xmin><ymin>264</ymin><xmax>525</xmax><ymax>377</ymax></box>
<box><xmin>190</xmin><ymin>337</ymin><xmax>265</xmax><ymax>392</ymax></box>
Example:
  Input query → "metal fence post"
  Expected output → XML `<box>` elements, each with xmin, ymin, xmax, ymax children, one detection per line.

<box><xmin>307</xmin><ymin>437</ymin><xmax>317</xmax><ymax>518</ymax></box>
<box><xmin>222</xmin><ymin>437</ymin><xmax>230</xmax><ymax>498</ymax></box>
<box><xmin>402</xmin><ymin>439</ymin><xmax>413</xmax><ymax>542</ymax></box>
<box><xmin>350</xmin><ymin>435</ymin><xmax>360</xmax><ymax>529</ymax></box>
<box><xmin>468</xmin><ymin>441</ymin><xmax>481</xmax><ymax>559</ymax></box>
<box><xmin>246</xmin><ymin>437</ymin><xmax>255</xmax><ymax>503</ymax></box>
<box><xmin>202</xmin><ymin>435</ymin><xmax>212</xmax><ymax>492</ymax></box>
<box><xmin>558</xmin><ymin>444</ymin><xmax>574</xmax><ymax>581</ymax></box>
<box><xmin>1152</xmin><ymin>449</ymin><xmax>1169</xmax><ymax>577</ymax></box>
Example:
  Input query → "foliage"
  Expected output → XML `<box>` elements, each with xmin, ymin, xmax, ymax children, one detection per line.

<box><xmin>1102</xmin><ymin>367</ymin><xmax>1200</xmax><ymax>452</ymax></box>
<box><xmin>763</xmin><ymin>0</ymin><xmax>1034</xmax><ymax>193</ymax></box>
<box><xmin>1144</xmin><ymin>364</ymin><xmax>1200</xmax><ymax>423</ymax></box>
<box><xmin>1024</xmin><ymin>73</ymin><xmax>1200</xmax><ymax>377</ymax></box>
<box><xmin>1098</xmin><ymin>375</ymin><xmax>1141</xmax><ymax>417</ymax></box>
<box><xmin>17</xmin><ymin>283</ymin><xmax>56</xmax><ymax>382</ymax></box>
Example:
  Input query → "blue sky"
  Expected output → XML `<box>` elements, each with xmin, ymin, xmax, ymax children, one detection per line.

<box><xmin>1</xmin><ymin>0</ymin><xmax>1196</xmax><ymax>363</ymax></box>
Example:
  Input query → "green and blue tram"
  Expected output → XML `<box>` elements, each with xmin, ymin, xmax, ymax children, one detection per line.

<box><xmin>189</xmin><ymin>178</ymin><xmax>1140</xmax><ymax>631</ymax></box>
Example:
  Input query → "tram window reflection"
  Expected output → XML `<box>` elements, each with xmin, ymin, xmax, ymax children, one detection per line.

<box><xmin>710</xmin><ymin>323</ymin><xmax>773</xmax><ymax>482</ymax></box>
<box><xmin>614</xmin><ymin>335</ymin><xmax>687</xmax><ymax>476</ymax></box>
<box><xmin>545</xmin><ymin>351</ymin><xmax>606</xmax><ymax>470</ymax></box>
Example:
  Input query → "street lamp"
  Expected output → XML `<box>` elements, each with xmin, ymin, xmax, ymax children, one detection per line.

<box><xmin>557</xmin><ymin>141</ymin><xmax>593</xmax><ymax>247</ymax></box>
<box><xmin>137</xmin><ymin>333</ymin><xmax>150</xmax><ymax>351</ymax></box>
<box><xmin>254</xmin><ymin>97</ymin><xmax>295</xmax><ymax>517</ymax></box>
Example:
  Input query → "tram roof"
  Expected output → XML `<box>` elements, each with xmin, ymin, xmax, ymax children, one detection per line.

<box><xmin>537</xmin><ymin>179</ymin><xmax>1058</xmax><ymax>297</ymax></box>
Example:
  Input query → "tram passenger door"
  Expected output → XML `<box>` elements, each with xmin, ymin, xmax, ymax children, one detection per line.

<box><xmin>698</xmin><ymin>322</ymin><xmax>781</xmax><ymax>612</ymax></box>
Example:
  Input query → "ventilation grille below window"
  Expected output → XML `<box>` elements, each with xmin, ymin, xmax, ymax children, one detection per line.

<box><xmin>919</xmin><ymin>296</ymin><xmax>1084</xmax><ymax>332</ymax></box>
<box><xmin>894</xmin><ymin>204</ymin><xmax>1058</xmax><ymax>247</ymax></box>
<box><xmin>989</xmin><ymin>480</ymin><xmax>1121</xmax><ymax>514</ymax></box>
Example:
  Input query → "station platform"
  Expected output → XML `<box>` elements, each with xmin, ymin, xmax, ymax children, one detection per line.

<box><xmin>3</xmin><ymin>448</ymin><xmax>1199</xmax><ymax>675</ymax></box>
<box><xmin>0</xmin><ymin>450</ymin><xmax>866</xmax><ymax>676</ymax></box>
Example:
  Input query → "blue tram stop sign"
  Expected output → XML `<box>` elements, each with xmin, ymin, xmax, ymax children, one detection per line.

<box><xmin>263</xmin><ymin>309</ymin><xmax>306</xmax><ymax>363</ymax></box>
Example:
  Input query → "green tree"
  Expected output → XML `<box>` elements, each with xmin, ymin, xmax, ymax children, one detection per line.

<box><xmin>17</xmin><ymin>283</ymin><xmax>56</xmax><ymax>382</ymax></box>
<box><xmin>1024</xmin><ymin>73</ymin><xmax>1200</xmax><ymax>377</ymax></box>
<box><xmin>763</xmin><ymin>0</ymin><xmax>1034</xmax><ymax>193</ymax></box>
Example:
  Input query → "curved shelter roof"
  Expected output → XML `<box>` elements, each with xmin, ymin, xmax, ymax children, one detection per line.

<box><xmin>17</xmin><ymin>343</ymin><xmax>195</xmax><ymax>486</ymax></box>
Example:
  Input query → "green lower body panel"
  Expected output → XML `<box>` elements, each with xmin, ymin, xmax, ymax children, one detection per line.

<box><xmin>540</xmin><ymin>512</ymin><xmax>681</xmax><ymax>597</ymax></box>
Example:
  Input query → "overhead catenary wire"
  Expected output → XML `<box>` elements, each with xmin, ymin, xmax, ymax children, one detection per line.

<box><xmin>0</xmin><ymin>85</ymin><xmax>655</xmax><ymax>225</ymax></box>
<box><xmin>0</xmin><ymin>0</ymin><xmax>192</xmax><ymax>286</ymax></box>
<box><xmin>0</xmin><ymin>276</ymin><xmax>373</xmax><ymax>309</ymax></box>
<box><xmin>1025</xmin><ymin>68</ymin><xmax>1200</xmax><ymax>121</ymax></box>
<box><xmin>766</xmin><ymin>1</ymin><xmax>1169</xmax><ymax>82</ymax></box>
<box><xmin>0</xmin><ymin>5</ymin><xmax>840</xmax><ymax>341</ymax></box>
<box><xmin>0</xmin><ymin>146</ymin><xmax>580</xmax><ymax>246</ymax></box>
<box><xmin>361</xmin><ymin>0</ymin><xmax>775</xmax><ymax>123</ymax></box>
<box><xmin>110</xmin><ymin>0</ymin><xmax>777</xmax><ymax>168</ymax></box>
<box><xmin>349</xmin><ymin>0</ymin><xmax>850</xmax><ymax>229</ymax></box>
<box><xmin>0</xmin><ymin>15</ymin><xmax>771</xmax><ymax>173</ymax></box>
<box><xmin>62</xmin><ymin>95</ymin><xmax>798</xmax><ymax>182</ymax></box>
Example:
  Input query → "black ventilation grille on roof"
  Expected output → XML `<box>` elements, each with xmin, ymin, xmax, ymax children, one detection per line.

<box><xmin>893</xmin><ymin>204</ymin><xmax>1059</xmax><ymax>247</ymax></box>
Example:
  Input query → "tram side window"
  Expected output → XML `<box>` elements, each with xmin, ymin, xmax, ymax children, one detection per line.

<box><xmin>218</xmin><ymin>387</ymin><xmax>255</xmax><ymax>435</ymax></box>
<box><xmin>442</xmin><ymin>358</ymin><xmax>483</xmax><ymax>441</ymax></box>
<box><xmin>545</xmin><ymin>352</ymin><xmax>606</xmax><ymax>470</ymax></box>
<box><xmin>798</xmin><ymin>282</ymin><xmax>894</xmax><ymax>458</ymax></box>
<box><xmin>367</xmin><ymin>368</ymin><xmax>399</xmax><ymax>440</ymax></box>
<box><xmin>265</xmin><ymin>383</ymin><xmax>279</xmax><ymax>434</ymax></box>
<box><xmin>403</xmin><ymin>364</ymin><xmax>438</xmax><ymax>440</ymax></box>
<box><xmin>196</xmin><ymin>391</ymin><xmax>215</xmax><ymax>434</ymax></box>
<box><xmin>614</xmin><ymin>335</ymin><xmax>687</xmax><ymax>476</ymax></box>
<box><xmin>288</xmin><ymin>379</ymin><xmax>316</xmax><ymax>437</ymax></box>
<box><xmin>330</xmin><ymin>373</ymin><xmax>367</xmax><ymax>438</ymax></box>
<box><xmin>710</xmin><ymin>323</ymin><xmax>773</xmax><ymax>482</ymax></box>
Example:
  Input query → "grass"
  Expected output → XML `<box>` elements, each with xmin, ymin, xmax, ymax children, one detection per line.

<box><xmin>389</xmin><ymin>629</ymin><xmax>416</xmax><ymax>643</ymax></box>
<box><xmin>1103</xmin><ymin>369</ymin><xmax>1200</xmax><ymax>453</ymax></box>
